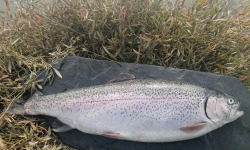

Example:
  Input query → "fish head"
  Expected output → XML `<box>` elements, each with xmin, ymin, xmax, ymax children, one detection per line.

<box><xmin>206</xmin><ymin>93</ymin><xmax>244</xmax><ymax>126</ymax></box>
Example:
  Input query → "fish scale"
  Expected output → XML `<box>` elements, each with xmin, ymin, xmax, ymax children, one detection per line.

<box><xmin>13</xmin><ymin>79</ymin><xmax>243</xmax><ymax>142</ymax></box>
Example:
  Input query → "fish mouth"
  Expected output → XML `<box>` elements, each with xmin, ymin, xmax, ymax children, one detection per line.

<box><xmin>230</xmin><ymin>105</ymin><xmax>244</xmax><ymax>120</ymax></box>
<box><xmin>231</xmin><ymin>108</ymin><xmax>244</xmax><ymax>117</ymax></box>
<box><xmin>235</xmin><ymin>111</ymin><xmax>244</xmax><ymax>117</ymax></box>
<box><xmin>231</xmin><ymin>110</ymin><xmax>244</xmax><ymax>122</ymax></box>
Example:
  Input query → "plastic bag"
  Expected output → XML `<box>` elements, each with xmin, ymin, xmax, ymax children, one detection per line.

<box><xmin>37</xmin><ymin>56</ymin><xmax>250</xmax><ymax>150</ymax></box>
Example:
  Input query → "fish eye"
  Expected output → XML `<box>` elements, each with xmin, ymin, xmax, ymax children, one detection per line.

<box><xmin>227</xmin><ymin>98</ymin><xmax>234</xmax><ymax>105</ymax></box>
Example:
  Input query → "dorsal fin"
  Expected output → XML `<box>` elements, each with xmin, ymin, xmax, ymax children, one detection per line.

<box><xmin>107</xmin><ymin>73</ymin><xmax>135</xmax><ymax>83</ymax></box>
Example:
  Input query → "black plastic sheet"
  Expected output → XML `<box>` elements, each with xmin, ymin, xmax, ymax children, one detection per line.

<box><xmin>38</xmin><ymin>56</ymin><xmax>249</xmax><ymax>150</ymax></box>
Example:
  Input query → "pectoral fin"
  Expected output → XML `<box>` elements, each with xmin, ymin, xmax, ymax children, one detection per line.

<box><xmin>101</xmin><ymin>131</ymin><xmax>121</xmax><ymax>139</ymax></box>
<box><xmin>179</xmin><ymin>122</ymin><xmax>207</xmax><ymax>133</ymax></box>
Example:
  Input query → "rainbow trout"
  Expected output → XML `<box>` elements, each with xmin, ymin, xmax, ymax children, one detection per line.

<box><xmin>10</xmin><ymin>79</ymin><xmax>243</xmax><ymax>142</ymax></box>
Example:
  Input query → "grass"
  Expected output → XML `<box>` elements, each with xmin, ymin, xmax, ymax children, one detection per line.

<box><xmin>0</xmin><ymin>0</ymin><xmax>249</xmax><ymax>149</ymax></box>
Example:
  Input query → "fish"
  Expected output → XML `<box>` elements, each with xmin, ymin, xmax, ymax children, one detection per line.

<box><xmin>9</xmin><ymin>79</ymin><xmax>244</xmax><ymax>142</ymax></box>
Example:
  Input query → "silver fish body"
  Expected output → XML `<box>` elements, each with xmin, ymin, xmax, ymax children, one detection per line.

<box><xmin>16</xmin><ymin>79</ymin><xmax>243</xmax><ymax>142</ymax></box>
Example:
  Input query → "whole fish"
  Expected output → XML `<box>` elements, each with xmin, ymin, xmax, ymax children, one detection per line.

<box><xmin>10</xmin><ymin>79</ymin><xmax>244</xmax><ymax>142</ymax></box>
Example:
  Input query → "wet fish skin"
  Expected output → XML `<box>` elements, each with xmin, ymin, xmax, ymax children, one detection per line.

<box><xmin>12</xmin><ymin>79</ymin><xmax>244</xmax><ymax>142</ymax></box>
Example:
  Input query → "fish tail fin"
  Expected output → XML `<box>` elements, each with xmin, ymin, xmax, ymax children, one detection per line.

<box><xmin>6</xmin><ymin>102</ymin><xmax>26</xmax><ymax>114</ymax></box>
<box><xmin>6</xmin><ymin>91</ymin><xmax>42</xmax><ymax>115</ymax></box>
<box><xmin>4</xmin><ymin>96</ymin><xmax>30</xmax><ymax>115</ymax></box>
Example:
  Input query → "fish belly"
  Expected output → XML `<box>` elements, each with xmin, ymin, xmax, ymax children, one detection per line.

<box><xmin>55</xmin><ymin>96</ymin><xmax>211</xmax><ymax>142</ymax></box>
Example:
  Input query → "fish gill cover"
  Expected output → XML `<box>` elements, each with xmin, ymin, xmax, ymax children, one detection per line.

<box><xmin>0</xmin><ymin>0</ymin><xmax>249</xmax><ymax>149</ymax></box>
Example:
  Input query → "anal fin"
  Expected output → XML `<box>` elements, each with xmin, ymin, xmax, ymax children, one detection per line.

<box><xmin>179</xmin><ymin>122</ymin><xmax>207</xmax><ymax>133</ymax></box>
<box><xmin>52</xmin><ymin>118</ymin><xmax>74</xmax><ymax>132</ymax></box>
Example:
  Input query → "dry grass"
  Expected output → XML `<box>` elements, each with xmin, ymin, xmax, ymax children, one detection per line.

<box><xmin>0</xmin><ymin>0</ymin><xmax>249</xmax><ymax>149</ymax></box>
